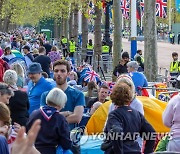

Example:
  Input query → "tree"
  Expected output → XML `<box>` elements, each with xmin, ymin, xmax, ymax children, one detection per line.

<box><xmin>144</xmin><ymin>0</ymin><xmax>158</xmax><ymax>82</ymax></box>
<box><xmin>112</xmin><ymin>0</ymin><xmax>122</xmax><ymax>81</ymax></box>
<box><xmin>94</xmin><ymin>0</ymin><xmax>102</xmax><ymax>67</ymax></box>
<box><xmin>81</xmin><ymin>0</ymin><xmax>89</xmax><ymax>58</ymax></box>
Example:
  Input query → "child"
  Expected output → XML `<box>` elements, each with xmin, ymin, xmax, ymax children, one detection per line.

<box><xmin>26</xmin><ymin>88</ymin><xmax>72</xmax><ymax>154</ymax></box>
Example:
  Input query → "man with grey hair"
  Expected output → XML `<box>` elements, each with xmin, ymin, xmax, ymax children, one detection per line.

<box><xmin>127</xmin><ymin>61</ymin><xmax>148</xmax><ymax>95</ymax></box>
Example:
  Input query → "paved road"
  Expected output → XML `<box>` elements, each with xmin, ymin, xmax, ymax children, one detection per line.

<box><xmin>88</xmin><ymin>33</ymin><xmax>179</xmax><ymax>77</ymax></box>
<box><xmin>122</xmin><ymin>38</ymin><xmax>180</xmax><ymax>70</ymax></box>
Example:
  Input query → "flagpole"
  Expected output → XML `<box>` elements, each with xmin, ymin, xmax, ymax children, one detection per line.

<box><xmin>131</xmin><ymin>0</ymin><xmax>137</xmax><ymax>59</ymax></box>
<box><xmin>169</xmin><ymin>0</ymin><xmax>171</xmax><ymax>32</ymax></box>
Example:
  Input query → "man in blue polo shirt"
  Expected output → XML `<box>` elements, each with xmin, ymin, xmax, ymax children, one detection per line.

<box><xmin>28</xmin><ymin>62</ymin><xmax>53</xmax><ymax>114</ymax></box>
<box><xmin>40</xmin><ymin>60</ymin><xmax>85</xmax><ymax>130</ymax></box>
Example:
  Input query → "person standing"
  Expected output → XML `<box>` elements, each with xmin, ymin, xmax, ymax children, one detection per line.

<box><xmin>85</xmin><ymin>39</ymin><xmax>94</xmax><ymax>65</ymax></box>
<box><xmin>113</xmin><ymin>52</ymin><xmax>130</xmax><ymax>77</ymax></box>
<box><xmin>27</xmin><ymin>63</ymin><xmax>53</xmax><ymax>114</ymax></box>
<box><xmin>101</xmin><ymin>41</ymin><xmax>110</xmax><ymax>73</ymax></box>
<box><xmin>172</xmin><ymin>32</ymin><xmax>175</xmax><ymax>44</ymax></box>
<box><xmin>33</xmin><ymin>46</ymin><xmax>52</xmax><ymax>77</ymax></box>
<box><xmin>68</xmin><ymin>37</ymin><xmax>76</xmax><ymax>64</ymax></box>
<box><xmin>22</xmin><ymin>45</ymin><xmax>34</xmax><ymax>68</ymax></box>
<box><xmin>61</xmin><ymin>36</ymin><xmax>68</xmax><ymax>57</ymax></box>
<box><xmin>177</xmin><ymin>32</ymin><xmax>180</xmax><ymax>44</ymax></box>
<box><xmin>170</xmin><ymin>52</ymin><xmax>180</xmax><ymax>77</ymax></box>
<box><xmin>134</xmin><ymin>49</ymin><xmax>144</xmax><ymax>71</ymax></box>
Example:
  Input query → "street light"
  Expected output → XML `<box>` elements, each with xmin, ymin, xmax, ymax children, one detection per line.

<box><xmin>103</xmin><ymin>0</ymin><xmax>113</xmax><ymax>53</ymax></box>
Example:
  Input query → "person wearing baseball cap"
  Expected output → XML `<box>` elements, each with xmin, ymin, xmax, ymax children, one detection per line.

<box><xmin>27</xmin><ymin>62</ymin><xmax>53</xmax><ymax>114</ymax></box>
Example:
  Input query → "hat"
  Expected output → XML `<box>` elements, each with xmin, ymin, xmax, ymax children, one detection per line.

<box><xmin>127</xmin><ymin>61</ymin><xmax>139</xmax><ymax>70</ymax></box>
<box><xmin>122</xmin><ymin>52</ymin><xmax>129</xmax><ymax>59</ymax></box>
<box><xmin>28</xmin><ymin>62</ymin><xmax>43</xmax><ymax>74</ymax></box>
<box><xmin>22</xmin><ymin>45</ymin><xmax>30</xmax><ymax>51</ymax></box>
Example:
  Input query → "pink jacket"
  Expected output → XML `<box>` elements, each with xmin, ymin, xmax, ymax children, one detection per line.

<box><xmin>163</xmin><ymin>94</ymin><xmax>180</xmax><ymax>138</ymax></box>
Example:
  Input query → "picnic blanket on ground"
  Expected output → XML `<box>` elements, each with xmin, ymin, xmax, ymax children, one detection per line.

<box><xmin>86</xmin><ymin>96</ymin><xmax>170</xmax><ymax>135</ymax></box>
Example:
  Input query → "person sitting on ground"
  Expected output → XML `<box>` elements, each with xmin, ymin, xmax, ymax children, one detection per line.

<box><xmin>26</xmin><ymin>88</ymin><xmax>72</xmax><ymax>154</ymax></box>
<box><xmin>67</xmin><ymin>71</ymin><xmax>78</xmax><ymax>87</ymax></box>
<box><xmin>86</xmin><ymin>84</ymin><xmax>109</xmax><ymax>108</ymax></box>
<box><xmin>102</xmin><ymin>82</ymin><xmax>155</xmax><ymax>154</ymax></box>
<box><xmin>127</xmin><ymin>61</ymin><xmax>148</xmax><ymax>95</ymax></box>
<box><xmin>113</xmin><ymin>51</ymin><xmax>130</xmax><ymax>77</ymax></box>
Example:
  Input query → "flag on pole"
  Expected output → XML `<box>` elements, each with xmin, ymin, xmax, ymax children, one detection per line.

<box><xmin>121</xmin><ymin>0</ymin><xmax>130</xmax><ymax>19</ymax></box>
<box><xmin>156</xmin><ymin>0</ymin><xmax>168</xmax><ymax>18</ymax></box>
<box><xmin>140</xmin><ymin>0</ymin><xmax>145</xmax><ymax>16</ymax></box>
<box><xmin>175</xmin><ymin>0</ymin><xmax>180</xmax><ymax>13</ymax></box>
<box><xmin>140</xmin><ymin>0</ymin><xmax>167</xmax><ymax>18</ymax></box>
<box><xmin>136</xmin><ymin>0</ymin><xmax>141</xmax><ymax>21</ymax></box>
<box><xmin>83</xmin><ymin>70</ymin><xmax>101</xmax><ymax>83</ymax></box>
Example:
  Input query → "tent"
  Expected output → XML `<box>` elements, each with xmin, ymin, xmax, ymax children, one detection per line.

<box><xmin>86</xmin><ymin>96</ymin><xmax>170</xmax><ymax>135</ymax></box>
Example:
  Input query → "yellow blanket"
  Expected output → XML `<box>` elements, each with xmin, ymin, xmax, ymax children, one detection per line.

<box><xmin>86</xmin><ymin>96</ymin><xmax>170</xmax><ymax>135</ymax></box>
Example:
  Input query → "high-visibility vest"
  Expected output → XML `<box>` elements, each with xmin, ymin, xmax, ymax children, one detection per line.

<box><xmin>102</xmin><ymin>45</ymin><xmax>109</xmax><ymax>54</ymax></box>
<box><xmin>69</xmin><ymin>41</ymin><xmax>76</xmax><ymax>52</ymax></box>
<box><xmin>62</xmin><ymin>38</ymin><xmax>68</xmax><ymax>44</ymax></box>
<box><xmin>87</xmin><ymin>44</ymin><xmax>94</xmax><ymax>50</ymax></box>
<box><xmin>141</xmin><ymin>56</ymin><xmax>144</xmax><ymax>63</ymax></box>
<box><xmin>170</xmin><ymin>34</ymin><xmax>173</xmax><ymax>38</ymax></box>
<box><xmin>170</xmin><ymin>61</ymin><xmax>179</xmax><ymax>73</ymax></box>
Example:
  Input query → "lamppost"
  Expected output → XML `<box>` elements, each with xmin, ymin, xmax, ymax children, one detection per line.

<box><xmin>131</xmin><ymin>0</ymin><xmax>137</xmax><ymax>60</ymax></box>
<box><xmin>103</xmin><ymin>1</ymin><xmax>113</xmax><ymax>53</ymax></box>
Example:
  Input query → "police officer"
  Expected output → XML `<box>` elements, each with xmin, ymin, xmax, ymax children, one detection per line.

<box><xmin>85</xmin><ymin>39</ymin><xmax>94</xmax><ymax>65</ymax></box>
<box><xmin>101</xmin><ymin>41</ymin><xmax>110</xmax><ymax>73</ymax></box>
<box><xmin>68</xmin><ymin>37</ymin><xmax>76</xmax><ymax>58</ymax></box>
<box><xmin>170</xmin><ymin>52</ymin><xmax>180</xmax><ymax>76</ymax></box>
<box><xmin>61</xmin><ymin>36</ymin><xmax>68</xmax><ymax>57</ymax></box>
<box><xmin>170</xmin><ymin>52</ymin><xmax>180</xmax><ymax>87</ymax></box>
<box><xmin>134</xmin><ymin>49</ymin><xmax>144</xmax><ymax>71</ymax></box>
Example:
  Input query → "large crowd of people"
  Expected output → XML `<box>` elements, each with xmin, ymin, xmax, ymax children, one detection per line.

<box><xmin>0</xmin><ymin>28</ymin><xmax>179</xmax><ymax>154</ymax></box>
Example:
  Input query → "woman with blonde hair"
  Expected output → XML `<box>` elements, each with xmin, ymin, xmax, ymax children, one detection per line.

<box><xmin>48</xmin><ymin>46</ymin><xmax>61</xmax><ymax>63</ymax></box>
<box><xmin>10</xmin><ymin>63</ymin><xmax>25</xmax><ymax>88</ymax></box>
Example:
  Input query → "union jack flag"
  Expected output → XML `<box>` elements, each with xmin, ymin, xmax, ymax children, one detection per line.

<box><xmin>156</xmin><ymin>0</ymin><xmax>167</xmax><ymax>18</ymax></box>
<box><xmin>108</xmin><ymin>82</ymin><xmax>115</xmax><ymax>95</ymax></box>
<box><xmin>84</xmin><ymin>70</ymin><xmax>101</xmax><ymax>83</ymax></box>
<box><xmin>140</xmin><ymin>0</ymin><xmax>144</xmax><ymax>17</ymax></box>
<box><xmin>121</xmin><ymin>0</ymin><xmax>130</xmax><ymax>19</ymax></box>
<box><xmin>139</xmin><ymin>0</ymin><xmax>167</xmax><ymax>18</ymax></box>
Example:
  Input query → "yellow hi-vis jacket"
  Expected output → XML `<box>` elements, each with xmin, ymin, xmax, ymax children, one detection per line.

<box><xmin>170</xmin><ymin>61</ymin><xmax>180</xmax><ymax>73</ymax></box>
<box><xmin>69</xmin><ymin>41</ymin><xmax>76</xmax><ymax>53</ymax></box>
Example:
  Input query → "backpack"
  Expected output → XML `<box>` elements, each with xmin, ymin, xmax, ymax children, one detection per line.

<box><xmin>0</xmin><ymin>58</ymin><xmax>10</xmax><ymax>82</ymax></box>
